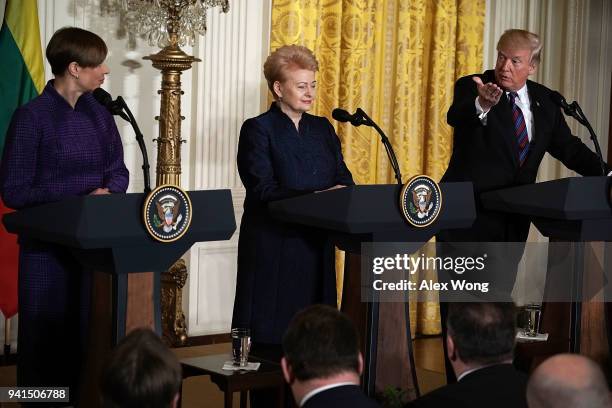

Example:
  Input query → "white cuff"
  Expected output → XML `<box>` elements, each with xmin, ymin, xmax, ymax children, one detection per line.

<box><xmin>475</xmin><ymin>97</ymin><xmax>489</xmax><ymax>125</ymax></box>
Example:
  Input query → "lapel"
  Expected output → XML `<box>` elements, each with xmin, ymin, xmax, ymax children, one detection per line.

<box><xmin>493</xmin><ymin>88</ymin><xmax>520</xmax><ymax>168</ymax></box>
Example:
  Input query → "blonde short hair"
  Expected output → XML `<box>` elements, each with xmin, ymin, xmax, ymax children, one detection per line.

<box><xmin>497</xmin><ymin>29</ymin><xmax>542</xmax><ymax>66</ymax></box>
<box><xmin>263</xmin><ymin>45</ymin><xmax>319</xmax><ymax>99</ymax></box>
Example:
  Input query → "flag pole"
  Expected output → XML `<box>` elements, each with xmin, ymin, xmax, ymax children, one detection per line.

<box><xmin>3</xmin><ymin>316</ymin><xmax>10</xmax><ymax>363</ymax></box>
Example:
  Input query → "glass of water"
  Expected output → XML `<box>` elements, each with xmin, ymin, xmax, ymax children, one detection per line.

<box><xmin>523</xmin><ymin>304</ymin><xmax>542</xmax><ymax>337</ymax></box>
<box><xmin>231</xmin><ymin>328</ymin><xmax>251</xmax><ymax>367</ymax></box>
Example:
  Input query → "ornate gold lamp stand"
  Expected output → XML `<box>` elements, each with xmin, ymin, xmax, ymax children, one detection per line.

<box><xmin>123</xmin><ymin>0</ymin><xmax>229</xmax><ymax>345</ymax></box>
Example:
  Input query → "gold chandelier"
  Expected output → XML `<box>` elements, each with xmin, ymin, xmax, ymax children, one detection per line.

<box><xmin>100</xmin><ymin>0</ymin><xmax>230</xmax><ymax>345</ymax></box>
<box><xmin>122</xmin><ymin>0</ymin><xmax>229</xmax><ymax>48</ymax></box>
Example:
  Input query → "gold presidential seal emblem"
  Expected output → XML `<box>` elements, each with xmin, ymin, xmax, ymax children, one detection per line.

<box><xmin>143</xmin><ymin>185</ymin><xmax>192</xmax><ymax>242</ymax></box>
<box><xmin>399</xmin><ymin>175</ymin><xmax>442</xmax><ymax>227</ymax></box>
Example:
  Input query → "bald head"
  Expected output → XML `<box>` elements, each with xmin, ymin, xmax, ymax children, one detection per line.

<box><xmin>527</xmin><ymin>354</ymin><xmax>611</xmax><ymax>408</ymax></box>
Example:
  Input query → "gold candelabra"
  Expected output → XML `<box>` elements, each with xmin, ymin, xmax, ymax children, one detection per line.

<box><xmin>118</xmin><ymin>0</ymin><xmax>230</xmax><ymax>344</ymax></box>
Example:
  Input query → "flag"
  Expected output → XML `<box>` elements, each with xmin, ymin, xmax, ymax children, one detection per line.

<box><xmin>0</xmin><ymin>0</ymin><xmax>44</xmax><ymax>318</ymax></box>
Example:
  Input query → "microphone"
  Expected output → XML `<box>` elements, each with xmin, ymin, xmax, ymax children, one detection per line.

<box><xmin>332</xmin><ymin>107</ymin><xmax>403</xmax><ymax>185</ymax></box>
<box><xmin>332</xmin><ymin>108</ymin><xmax>366</xmax><ymax>126</ymax></box>
<box><xmin>550</xmin><ymin>91</ymin><xmax>575</xmax><ymax>116</ymax></box>
<box><xmin>550</xmin><ymin>90</ymin><xmax>606</xmax><ymax>176</ymax></box>
<box><xmin>93</xmin><ymin>88</ymin><xmax>152</xmax><ymax>193</ymax></box>
<box><xmin>93</xmin><ymin>88</ymin><xmax>130</xmax><ymax>122</ymax></box>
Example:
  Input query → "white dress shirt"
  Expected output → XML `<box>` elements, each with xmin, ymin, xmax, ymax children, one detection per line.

<box><xmin>299</xmin><ymin>382</ymin><xmax>356</xmax><ymax>407</ymax></box>
<box><xmin>475</xmin><ymin>84</ymin><xmax>533</xmax><ymax>142</ymax></box>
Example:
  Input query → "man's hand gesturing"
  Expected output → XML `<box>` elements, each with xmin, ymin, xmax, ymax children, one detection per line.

<box><xmin>473</xmin><ymin>76</ymin><xmax>503</xmax><ymax>111</ymax></box>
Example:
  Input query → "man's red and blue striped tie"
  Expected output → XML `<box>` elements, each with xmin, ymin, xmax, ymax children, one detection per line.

<box><xmin>509</xmin><ymin>92</ymin><xmax>529</xmax><ymax>166</ymax></box>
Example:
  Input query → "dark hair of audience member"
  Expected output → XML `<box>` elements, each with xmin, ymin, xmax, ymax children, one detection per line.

<box><xmin>282</xmin><ymin>304</ymin><xmax>360</xmax><ymax>381</ymax></box>
<box><xmin>447</xmin><ymin>302</ymin><xmax>517</xmax><ymax>364</ymax></box>
<box><xmin>100</xmin><ymin>328</ymin><xmax>182</xmax><ymax>408</ymax></box>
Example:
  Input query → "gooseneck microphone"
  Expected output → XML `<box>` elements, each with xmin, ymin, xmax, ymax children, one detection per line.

<box><xmin>93</xmin><ymin>88</ymin><xmax>130</xmax><ymax>122</ymax></box>
<box><xmin>550</xmin><ymin>90</ymin><xmax>606</xmax><ymax>176</ymax></box>
<box><xmin>93</xmin><ymin>88</ymin><xmax>152</xmax><ymax>193</ymax></box>
<box><xmin>333</xmin><ymin>108</ymin><xmax>403</xmax><ymax>185</ymax></box>
<box><xmin>332</xmin><ymin>108</ymin><xmax>365</xmax><ymax>127</ymax></box>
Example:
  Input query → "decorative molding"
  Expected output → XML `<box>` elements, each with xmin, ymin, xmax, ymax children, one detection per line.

<box><xmin>191</xmin><ymin>1</ymin><xmax>270</xmax><ymax>190</ymax></box>
<box><xmin>185</xmin><ymin>0</ymin><xmax>271</xmax><ymax>337</ymax></box>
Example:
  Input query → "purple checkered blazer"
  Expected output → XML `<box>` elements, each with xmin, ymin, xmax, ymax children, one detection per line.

<box><xmin>0</xmin><ymin>80</ymin><xmax>129</xmax><ymax>209</ymax></box>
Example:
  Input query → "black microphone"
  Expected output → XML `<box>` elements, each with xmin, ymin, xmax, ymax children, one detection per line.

<box><xmin>93</xmin><ymin>88</ymin><xmax>130</xmax><ymax>122</ymax></box>
<box><xmin>332</xmin><ymin>108</ymin><xmax>366</xmax><ymax>126</ymax></box>
<box><xmin>332</xmin><ymin>107</ymin><xmax>403</xmax><ymax>185</ymax></box>
<box><xmin>550</xmin><ymin>90</ymin><xmax>606</xmax><ymax>176</ymax></box>
<box><xmin>93</xmin><ymin>87</ymin><xmax>152</xmax><ymax>193</ymax></box>
<box><xmin>550</xmin><ymin>90</ymin><xmax>575</xmax><ymax>116</ymax></box>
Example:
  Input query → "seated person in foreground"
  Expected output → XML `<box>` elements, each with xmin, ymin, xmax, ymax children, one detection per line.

<box><xmin>407</xmin><ymin>302</ymin><xmax>527</xmax><ymax>408</ymax></box>
<box><xmin>281</xmin><ymin>304</ymin><xmax>380</xmax><ymax>408</ymax></box>
<box><xmin>527</xmin><ymin>353</ymin><xmax>611</xmax><ymax>408</ymax></box>
<box><xmin>100</xmin><ymin>328</ymin><xmax>182</xmax><ymax>408</ymax></box>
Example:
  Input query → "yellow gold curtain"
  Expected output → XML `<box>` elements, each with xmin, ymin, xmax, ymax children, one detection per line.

<box><xmin>270</xmin><ymin>0</ymin><xmax>484</xmax><ymax>335</ymax></box>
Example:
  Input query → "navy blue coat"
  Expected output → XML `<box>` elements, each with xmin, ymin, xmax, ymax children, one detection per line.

<box><xmin>232</xmin><ymin>103</ymin><xmax>354</xmax><ymax>344</ymax></box>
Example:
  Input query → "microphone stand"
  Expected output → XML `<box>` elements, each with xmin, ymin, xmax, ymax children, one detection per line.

<box><xmin>565</xmin><ymin>101</ymin><xmax>607</xmax><ymax>176</ymax></box>
<box><xmin>356</xmin><ymin>108</ymin><xmax>403</xmax><ymax>185</ymax></box>
<box><xmin>115</xmin><ymin>96</ymin><xmax>152</xmax><ymax>193</ymax></box>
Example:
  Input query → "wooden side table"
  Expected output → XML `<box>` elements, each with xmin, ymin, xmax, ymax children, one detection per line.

<box><xmin>181</xmin><ymin>353</ymin><xmax>286</xmax><ymax>408</ymax></box>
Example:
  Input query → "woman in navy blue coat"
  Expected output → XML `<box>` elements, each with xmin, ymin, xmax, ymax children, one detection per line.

<box><xmin>232</xmin><ymin>45</ymin><xmax>354</xmax><ymax>352</ymax></box>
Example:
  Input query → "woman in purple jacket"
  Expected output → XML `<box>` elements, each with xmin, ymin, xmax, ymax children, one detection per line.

<box><xmin>0</xmin><ymin>27</ymin><xmax>128</xmax><ymax>401</ymax></box>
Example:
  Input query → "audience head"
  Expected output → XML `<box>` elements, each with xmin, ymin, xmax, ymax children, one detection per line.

<box><xmin>282</xmin><ymin>304</ymin><xmax>362</xmax><ymax>384</ymax></box>
<box><xmin>527</xmin><ymin>354</ymin><xmax>611</xmax><ymax>408</ymax></box>
<box><xmin>495</xmin><ymin>29</ymin><xmax>541</xmax><ymax>91</ymax></box>
<box><xmin>100</xmin><ymin>328</ymin><xmax>182</xmax><ymax>408</ymax></box>
<box><xmin>446</xmin><ymin>302</ymin><xmax>517</xmax><ymax>369</ymax></box>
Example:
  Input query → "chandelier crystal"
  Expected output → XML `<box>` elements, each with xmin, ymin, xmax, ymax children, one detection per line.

<box><xmin>120</xmin><ymin>0</ymin><xmax>229</xmax><ymax>48</ymax></box>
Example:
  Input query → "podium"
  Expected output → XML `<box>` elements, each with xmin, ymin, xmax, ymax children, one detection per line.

<box><xmin>269</xmin><ymin>182</ymin><xmax>476</xmax><ymax>398</ymax></box>
<box><xmin>3</xmin><ymin>190</ymin><xmax>236</xmax><ymax>405</ymax></box>
<box><xmin>481</xmin><ymin>176</ymin><xmax>612</xmax><ymax>367</ymax></box>
<box><xmin>3</xmin><ymin>190</ymin><xmax>236</xmax><ymax>342</ymax></box>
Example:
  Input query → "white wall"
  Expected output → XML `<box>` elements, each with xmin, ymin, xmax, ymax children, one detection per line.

<box><xmin>185</xmin><ymin>0</ymin><xmax>271</xmax><ymax>336</ymax></box>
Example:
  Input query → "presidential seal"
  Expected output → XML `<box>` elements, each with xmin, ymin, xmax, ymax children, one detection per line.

<box><xmin>143</xmin><ymin>185</ymin><xmax>192</xmax><ymax>242</ymax></box>
<box><xmin>399</xmin><ymin>175</ymin><xmax>442</xmax><ymax>227</ymax></box>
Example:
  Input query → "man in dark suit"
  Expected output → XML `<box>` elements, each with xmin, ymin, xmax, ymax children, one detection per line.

<box><xmin>436</xmin><ymin>29</ymin><xmax>610</xmax><ymax>383</ymax></box>
<box><xmin>281</xmin><ymin>304</ymin><xmax>380</xmax><ymax>408</ymax></box>
<box><xmin>438</xmin><ymin>28</ymin><xmax>610</xmax><ymax>243</ymax></box>
<box><xmin>407</xmin><ymin>302</ymin><xmax>527</xmax><ymax>408</ymax></box>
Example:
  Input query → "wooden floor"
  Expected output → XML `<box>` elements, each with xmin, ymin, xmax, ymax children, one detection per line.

<box><xmin>0</xmin><ymin>337</ymin><xmax>446</xmax><ymax>407</ymax></box>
